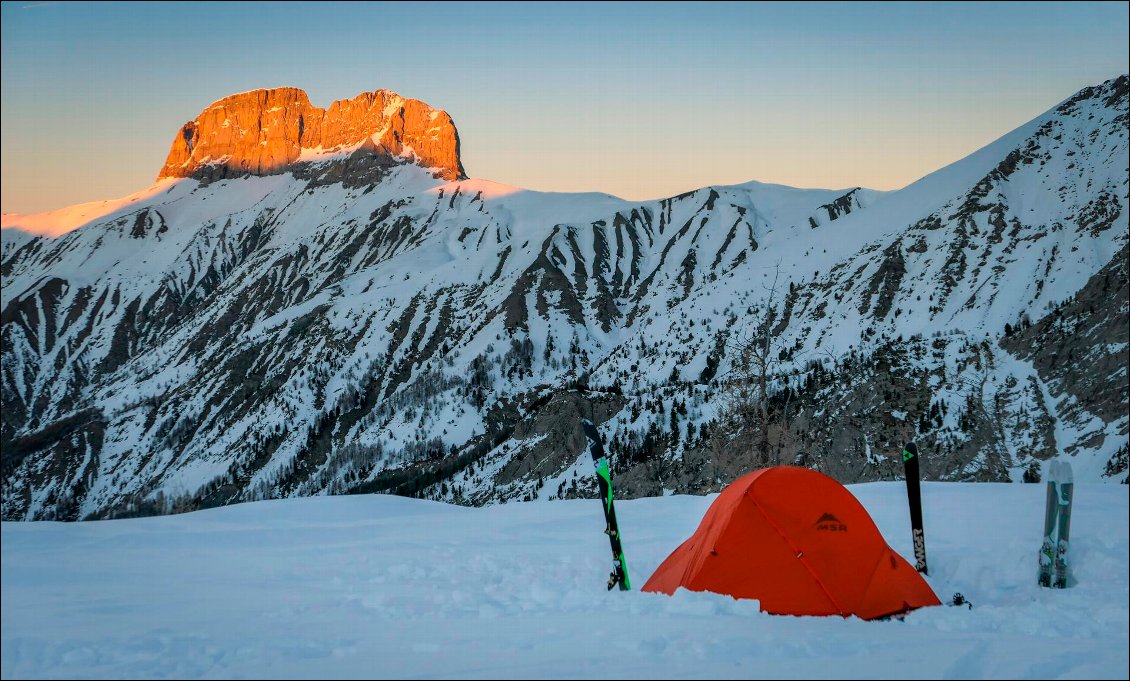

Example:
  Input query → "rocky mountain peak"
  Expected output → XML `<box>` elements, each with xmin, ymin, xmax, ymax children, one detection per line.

<box><xmin>157</xmin><ymin>86</ymin><xmax>465</xmax><ymax>183</ymax></box>
<box><xmin>2</xmin><ymin>76</ymin><xmax>1126</xmax><ymax>522</ymax></box>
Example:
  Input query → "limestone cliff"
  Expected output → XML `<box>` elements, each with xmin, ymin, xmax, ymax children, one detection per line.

<box><xmin>157</xmin><ymin>87</ymin><xmax>464</xmax><ymax>182</ymax></box>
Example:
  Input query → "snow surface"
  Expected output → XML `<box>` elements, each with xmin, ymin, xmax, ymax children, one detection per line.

<box><xmin>2</xmin><ymin>482</ymin><xmax>1127</xmax><ymax>679</ymax></box>
<box><xmin>0</xmin><ymin>179</ymin><xmax>192</xmax><ymax>238</ymax></box>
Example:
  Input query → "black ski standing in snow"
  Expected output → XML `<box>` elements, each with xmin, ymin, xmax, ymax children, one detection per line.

<box><xmin>581</xmin><ymin>418</ymin><xmax>631</xmax><ymax>591</ymax></box>
<box><xmin>902</xmin><ymin>442</ymin><xmax>928</xmax><ymax>574</ymax></box>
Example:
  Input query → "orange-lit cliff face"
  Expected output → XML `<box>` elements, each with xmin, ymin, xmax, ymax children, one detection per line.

<box><xmin>157</xmin><ymin>87</ymin><xmax>465</xmax><ymax>182</ymax></box>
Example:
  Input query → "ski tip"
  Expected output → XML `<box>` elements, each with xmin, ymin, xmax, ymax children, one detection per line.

<box><xmin>1048</xmin><ymin>459</ymin><xmax>1073</xmax><ymax>484</ymax></box>
<box><xmin>581</xmin><ymin>419</ymin><xmax>602</xmax><ymax>448</ymax></box>
<box><xmin>1058</xmin><ymin>459</ymin><xmax>1074</xmax><ymax>483</ymax></box>
<box><xmin>580</xmin><ymin>419</ymin><xmax>597</xmax><ymax>437</ymax></box>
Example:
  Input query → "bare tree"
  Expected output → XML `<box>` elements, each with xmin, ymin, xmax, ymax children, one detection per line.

<box><xmin>712</xmin><ymin>265</ymin><xmax>796</xmax><ymax>470</ymax></box>
<box><xmin>953</xmin><ymin>342</ymin><xmax>1014</xmax><ymax>481</ymax></box>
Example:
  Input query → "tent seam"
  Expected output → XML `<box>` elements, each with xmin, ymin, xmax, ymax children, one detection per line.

<box><xmin>747</xmin><ymin>481</ymin><xmax>846</xmax><ymax>616</ymax></box>
<box><xmin>858</xmin><ymin>545</ymin><xmax>892</xmax><ymax>617</ymax></box>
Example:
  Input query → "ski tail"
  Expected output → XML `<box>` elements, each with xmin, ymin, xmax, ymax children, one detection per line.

<box><xmin>902</xmin><ymin>441</ymin><xmax>928</xmax><ymax>575</ymax></box>
<box><xmin>1038</xmin><ymin>461</ymin><xmax>1060</xmax><ymax>587</ymax></box>
<box><xmin>581</xmin><ymin>419</ymin><xmax>631</xmax><ymax>591</ymax></box>
<box><xmin>1053</xmin><ymin>461</ymin><xmax>1074</xmax><ymax>589</ymax></box>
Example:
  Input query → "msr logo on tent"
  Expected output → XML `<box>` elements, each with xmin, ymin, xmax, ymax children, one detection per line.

<box><xmin>815</xmin><ymin>513</ymin><xmax>848</xmax><ymax>532</ymax></box>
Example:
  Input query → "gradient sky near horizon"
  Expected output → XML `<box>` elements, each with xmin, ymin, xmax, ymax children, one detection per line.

<box><xmin>2</xmin><ymin>1</ymin><xmax>1127</xmax><ymax>215</ymax></box>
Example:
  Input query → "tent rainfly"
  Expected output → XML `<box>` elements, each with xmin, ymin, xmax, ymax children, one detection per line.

<box><xmin>642</xmin><ymin>466</ymin><xmax>941</xmax><ymax>620</ymax></box>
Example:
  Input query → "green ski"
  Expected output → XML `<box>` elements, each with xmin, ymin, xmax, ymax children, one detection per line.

<box><xmin>582</xmin><ymin>418</ymin><xmax>630</xmax><ymax>591</ymax></box>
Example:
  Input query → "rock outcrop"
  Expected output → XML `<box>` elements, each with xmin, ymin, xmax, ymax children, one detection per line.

<box><xmin>157</xmin><ymin>87</ymin><xmax>465</xmax><ymax>182</ymax></box>
<box><xmin>2</xmin><ymin>76</ymin><xmax>1126</xmax><ymax>520</ymax></box>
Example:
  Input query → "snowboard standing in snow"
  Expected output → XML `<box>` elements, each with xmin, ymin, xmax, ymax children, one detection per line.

<box><xmin>902</xmin><ymin>442</ymin><xmax>928</xmax><ymax>574</ymax></box>
<box><xmin>581</xmin><ymin>419</ymin><xmax>631</xmax><ymax>591</ymax></box>
<box><xmin>1039</xmin><ymin>460</ymin><xmax>1075</xmax><ymax>588</ymax></box>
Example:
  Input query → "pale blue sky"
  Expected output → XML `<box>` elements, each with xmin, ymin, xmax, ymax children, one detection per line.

<box><xmin>2</xmin><ymin>1</ymin><xmax>1127</xmax><ymax>213</ymax></box>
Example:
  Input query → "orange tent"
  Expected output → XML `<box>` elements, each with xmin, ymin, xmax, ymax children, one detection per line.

<box><xmin>642</xmin><ymin>466</ymin><xmax>941</xmax><ymax>620</ymax></box>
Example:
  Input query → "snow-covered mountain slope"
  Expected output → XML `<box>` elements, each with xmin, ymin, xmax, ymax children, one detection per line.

<box><xmin>2</xmin><ymin>483</ymin><xmax>1127</xmax><ymax>679</ymax></box>
<box><xmin>1</xmin><ymin>76</ymin><xmax>1127</xmax><ymax>520</ymax></box>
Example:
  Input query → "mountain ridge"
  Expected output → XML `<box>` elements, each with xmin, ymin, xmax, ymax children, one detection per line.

<box><xmin>1</xmin><ymin>76</ymin><xmax>1126</xmax><ymax>520</ymax></box>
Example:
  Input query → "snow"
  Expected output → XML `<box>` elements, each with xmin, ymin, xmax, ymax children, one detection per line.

<box><xmin>428</xmin><ymin>177</ymin><xmax>636</xmax><ymax>229</ymax></box>
<box><xmin>1</xmin><ymin>77</ymin><xmax>1125</xmax><ymax>520</ymax></box>
<box><xmin>0</xmin><ymin>179</ymin><xmax>193</xmax><ymax>238</ymax></box>
<box><xmin>2</xmin><ymin>482</ymin><xmax>1127</xmax><ymax>679</ymax></box>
